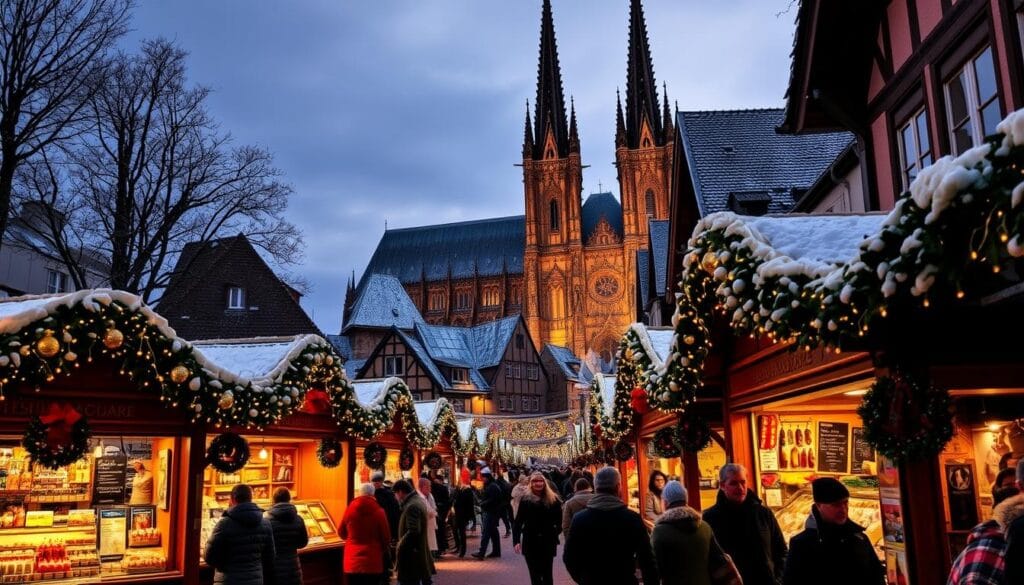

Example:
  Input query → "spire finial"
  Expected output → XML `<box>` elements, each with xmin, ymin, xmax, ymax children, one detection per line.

<box><xmin>625</xmin><ymin>0</ymin><xmax>663</xmax><ymax>147</ymax></box>
<box><xmin>523</xmin><ymin>99</ymin><xmax>534</xmax><ymax>158</ymax></box>
<box><xmin>662</xmin><ymin>82</ymin><xmax>673</xmax><ymax>141</ymax></box>
<box><xmin>532</xmin><ymin>0</ymin><xmax>570</xmax><ymax>160</ymax></box>
<box><xmin>569</xmin><ymin>96</ymin><xmax>580</xmax><ymax>153</ymax></box>
<box><xmin>615</xmin><ymin>88</ymin><xmax>627</xmax><ymax>148</ymax></box>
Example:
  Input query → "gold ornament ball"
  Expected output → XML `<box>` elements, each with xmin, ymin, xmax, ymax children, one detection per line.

<box><xmin>103</xmin><ymin>328</ymin><xmax>124</xmax><ymax>349</ymax></box>
<box><xmin>36</xmin><ymin>334</ymin><xmax>60</xmax><ymax>358</ymax></box>
<box><xmin>218</xmin><ymin>392</ymin><xmax>234</xmax><ymax>410</ymax></box>
<box><xmin>170</xmin><ymin>365</ymin><xmax>190</xmax><ymax>384</ymax></box>
<box><xmin>701</xmin><ymin>251</ymin><xmax>719</xmax><ymax>274</ymax></box>
<box><xmin>683</xmin><ymin>334</ymin><xmax>696</xmax><ymax>345</ymax></box>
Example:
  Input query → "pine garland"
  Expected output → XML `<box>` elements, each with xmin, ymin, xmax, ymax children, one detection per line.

<box><xmin>857</xmin><ymin>373</ymin><xmax>953</xmax><ymax>462</ymax></box>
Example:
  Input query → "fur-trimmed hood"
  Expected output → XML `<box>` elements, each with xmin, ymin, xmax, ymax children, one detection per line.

<box><xmin>655</xmin><ymin>505</ymin><xmax>702</xmax><ymax>532</ymax></box>
<box><xmin>994</xmin><ymin>493</ymin><xmax>1024</xmax><ymax>530</ymax></box>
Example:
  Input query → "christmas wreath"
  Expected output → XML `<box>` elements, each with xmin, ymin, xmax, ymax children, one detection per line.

<box><xmin>678</xmin><ymin>412</ymin><xmax>713</xmax><ymax>453</ymax></box>
<box><xmin>613</xmin><ymin>440</ymin><xmax>634</xmax><ymax>462</ymax></box>
<box><xmin>364</xmin><ymin>442</ymin><xmax>387</xmax><ymax>470</ymax></box>
<box><xmin>424</xmin><ymin>451</ymin><xmax>443</xmax><ymax>471</ymax></box>
<box><xmin>316</xmin><ymin>437</ymin><xmax>343</xmax><ymax>468</ymax></box>
<box><xmin>399</xmin><ymin>446</ymin><xmax>415</xmax><ymax>471</ymax></box>
<box><xmin>652</xmin><ymin>426</ymin><xmax>681</xmax><ymax>458</ymax></box>
<box><xmin>206</xmin><ymin>433</ymin><xmax>250</xmax><ymax>473</ymax></box>
<box><xmin>857</xmin><ymin>372</ymin><xmax>954</xmax><ymax>462</ymax></box>
<box><xmin>23</xmin><ymin>404</ymin><xmax>90</xmax><ymax>469</ymax></box>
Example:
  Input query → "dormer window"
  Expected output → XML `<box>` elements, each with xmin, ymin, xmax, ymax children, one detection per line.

<box><xmin>227</xmin><ymin>286</ymin><xmax>245</xmax><ymax>309</ymax></box>
<box><xmin>451</xmin><ymin>368</ymin><xmax>468</xmax><ymax>383</ymax></box>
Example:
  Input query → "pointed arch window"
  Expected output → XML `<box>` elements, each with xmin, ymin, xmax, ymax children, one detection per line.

<box><xmin>549</xmin><ymin>199</ymin><xmax>560</xmax><ymax>231</ymax></box>
<box><xmin>645</xmin><ymin>189</ymin><xmax>656</xmax><ymax>218</ymax></box>
<box><xmin>549</xmin><ymin>285</ymin><xmax>565</xmax><ymax>320</ymax></box>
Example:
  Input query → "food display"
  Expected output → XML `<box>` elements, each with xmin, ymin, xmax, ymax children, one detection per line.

<box><xmin>200</xmin><ymin>498</ymin><xmax>337</xmax><ymax>560</ymax></box>
<box><xmin>127</xmin><ymin>527</ymin><xmax>161</xmax><ymax>548</ymax></box>
<box><xmin>121</xmin><ymin>549</ymin><xmax>165</xmax><ymax>573</ymax></box>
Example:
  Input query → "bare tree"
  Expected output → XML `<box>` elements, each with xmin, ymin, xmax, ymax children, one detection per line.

<box><xmin>0</xmin><ymin>0</ymin><xmax>132</xmax><ymax>253</ymax></box>
<box><xmin>19</xmin><ymin>38</ymin><xmax>302</xmax><ymax>302</ymax></box>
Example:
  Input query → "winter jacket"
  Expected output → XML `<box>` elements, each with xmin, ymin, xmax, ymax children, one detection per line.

<box><xmin>947</xmin><ymin>520</ymin><xmax>1005</xmax><ymax>585</ymax></box>
<box><xmin>374</xmin><ymin>485</ymin><xmax>401</xmax><ymax>541</ymax></box>
<box><xmin>511</xmin><ymin>482</ymin><xmax>530</xmax><ymax>517</ymax></box>
<box><xmin>645</xmin><ymin>490</ymin><xmax>664</xmax><ymax>527</ymax></box>
<box><xmin>561</xmin><ymin>489</ymin><xmax>593</xmax><ymax>538</ymax></box>
<box><xmin>453</xmin><ymin>486</ymin><xmax>476</xmax><ymax>523</ymax></box>
<box><xmin>422</xmin><ymin>491</ymin><xmax>439</xmax><ymax>551</ymax></box>
<box><xmin>992</xmin><ymin>493</ymin><xmax>1024</xmax><ymax>584</ymax></box>
<box><xmin>265</xmin><ymin>503</ymin><xmax>308</xmax><ymax>585</ymax></box>
<box><xmin>563</xmin><ymin>492</ymin><xmax>659</xmax><ymax>585</ymax></box>
<box><xmin>340</xmin><ymin>495</ymin><xmax>391</xmax><ymax>575</ymax></box>
<box><xmin>782</xmin><ymin>509</ymin><xmax>884</xmax><ymax>585</ymax></box>
<box><xmin>396</xmin><ymin>491</ymin><xmax>434</xmax><ymax>582</ymax></box>
<box><xmin>703</xmin><ymin>488</ymin><xmax>787</xmax><ymax>585</ymax></box>
<box><xmin>651</xmin><ymin>505</ymin><xmax>713</xmax><ymax>585</ymax></box>
<box><xmin>204</xmin><ymin>501</ymin><xmax>277</xmax><ymax>585</ymax></box>
<box><xmin>513</xmin><ymin>494</ymin><xmax>562</xmax><ymax>558</ymax></box>
<box><xmin>479</xmin><ymin>479</ymin><xmax>504</xmax><ymax>514</ymax></box>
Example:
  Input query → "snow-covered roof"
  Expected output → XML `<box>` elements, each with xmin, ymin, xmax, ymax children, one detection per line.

<box><xmin>343</xmin><ymin>274</ymin><xmax>425</xmax><ymax>333</ymax></box>
<box><xmin>593</xmin><ymin>374</ymin><xmax>617</xmax><ymax>418</ymax></box>
<box><xmin>350</xmin><ymin>378</ymin><xmax>394</xmax><ymax>408</ymax></box>
<box><xmin>192</xmin><ymin>336</ymin><xmax>327</xmax><ymax>385</ymax></box>
<box><xmin>456</xmin><ymin>418</ymin><xmax>475</xmax><ymax>442</ymax></box>
<box><xmin>0</xmin><ymin>290</ymin><xmax>171</xmax><ymax>337</ymax></box>
<box><xmin>413</xmin><ymin>399</ymin><xmax>446</xmax><ymax>427</ymax></box>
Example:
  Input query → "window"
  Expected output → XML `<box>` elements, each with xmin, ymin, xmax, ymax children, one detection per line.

<box><xmin>549</xmin><ymin>286</ymin><xmax>565</xmax><ymax>320</ymax></box>
<box><xmin>513</xmin><ymin>363</ymin><xmax>523</xmax><ymax>379</ymax></box>
<box><xmin>505</xmin><ymin>364</ymin><xmax>513</xmax><ymax>378</ymax></box>
<box><xmin>945</xmin><ymin>46</ymin><xmax>1001</xmax><ymax>155</ymax></box>
<box><xmin>549</xmin><ymin>199</ymin><xmax>560</xmax><ymax>231</ymax></box>
<box><xmin>412</xmin><ymin>392</ymin><xmax>422</xmax><ymax>401</ymax></box>
<box><xmin>456</xmin><ymin>291</ymin><xmax>471</xmax><ymax>311</ymax></box>
<box><xmin>522</xmin><ymin>396</ymin><xmax>530</xmax><ymax>411</ymax></box>
<box><xmin>510</xmin><ymin>285</ymin><xmax>522</xmax><ymax>306</ymax></box>
<box><xmin>515</xmin><ymin>334</ymin><xmax>525</xmax><ymax>350</ymax></box>
<box><xmin>429</xmin><ymin>290</ymin><xmax>446</xmax><ymax>311</ymax></box>
<box><xmin>46</xmin><ymin>269</ymin><xmax>68</xmax><ymax>294</ymax></box>
<box><xmin>452</xmin><ymin>400</ymin><xmax>465</xmax><ymax>413</ymax></box>
<box><xmin>897</xmin><ymin>109</ymin><xmax>933</xmax><ymax>190</ymax></box>
<box><xmin>527</xmin><ymin>365</ymin><xmax>540</xmax><ymax>380</ymax></box>
<box><xmin>482</xmin><ymin>287</ymin><xmax>500</xmax><ymax>307</ymax></box>
<box><xmin>451</xmin><ymin>368</ymin><xmax>468</xmax><ymax>383</ymax></box>
<box><xmin>227</xmin><ymin>286</ymin><xmax>245</xmax><ymax>309</ymax></box>
<box><xmin>499</xmin><ymin>396</ymin><xmax>513</xmax><ymax>412</ymax></box>
<box><xmin>532</xmin><ymin>397</ymin><xmax>540</xmax><ymax>411</ymax></box>
<box><xmin>384</xmin><ymin>356</ymin><xmax>404</xmax><ymax>376</ymax></box>
<box><xmin>645</xmin><ymin>189</ymin><xmax>656</xmax><ymax>218</ymax></box>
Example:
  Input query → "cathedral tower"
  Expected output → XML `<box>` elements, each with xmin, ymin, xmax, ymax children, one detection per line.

<box><xmin>616</xmin><ymin>0</ymin><xmax>673</xmax><ymax>249</ymax></box>
<box><xmin>523</xmin><ymin>0</ymin><xmax>585</xmax><ymax>352</ymax></box>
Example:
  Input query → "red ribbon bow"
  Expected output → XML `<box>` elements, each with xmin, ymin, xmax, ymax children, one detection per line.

<box><xmin>39</xmin><ymin>403</ymin><xmax>82</xmax><ymax>452</ymax></box>
<box><xmin>630</xmin><ymin>387</ymin><xmax>651</xmax><ymax>414</ymax></box>
<box><xmin>300</xmin><ymin>389</ymin><xmax>331</xmax><ymax>414</ymax></box>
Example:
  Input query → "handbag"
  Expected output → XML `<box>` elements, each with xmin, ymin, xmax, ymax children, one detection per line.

<box><xmin>708</xmin><ymin>535</ymin><xmax>743</xmax><ymax>585</ymax></box>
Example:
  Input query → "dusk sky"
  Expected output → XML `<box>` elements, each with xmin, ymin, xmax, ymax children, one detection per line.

<box><xmin>124</xmin><ymin>0</ymin><xmax>798</xmax><ymax>333</ymax></box>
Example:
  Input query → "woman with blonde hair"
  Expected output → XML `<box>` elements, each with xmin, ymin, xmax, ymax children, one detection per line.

<box><xmin>512</xmin><ymin>472</ymin><xmax>562</xmax><ymax>585</ymax></box>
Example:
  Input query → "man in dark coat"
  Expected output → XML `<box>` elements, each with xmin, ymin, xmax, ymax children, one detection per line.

<box><xmin>783</xmin><ymin>477</ymin><xmax>884</xmax><ymax>585</ymax></box>
<box><xmin>703</xmin><ymin>463</ymin><xmax>787</xmax><ymax>585</ymax></box>
<box><xmin>394</xmin><ymin>479</ymin><xmax>434</xmax><ymax>585</ymax></box>
<box><xmin>430</xmin><ymin>474</ymin><xmax>452</xmax><ymax>555</ymax></box>
<box><xmin>495</xmin><ymin>470</ymin><xmax>513</xmax><ymax>537</ymax></box>
<box><xmin>452</xmin><ymin>484</ymin><xmax>476</xmax><ymax>557</ymax></box>
<box><xmin>204</xmin><ymin>483</ymin><xmax>277</xmax><ymax>585</ymax></box>
<box><xmin>372</xmin><ymin>471</ymin><xmax>401</xmax><ymax>540</ymax></box>
<box><xmin>563</xmin><ymin>466</ymin><xmax>658</xmax><ymax>585</ymax></box>
<box><xmin>471</xmin><ymin>467</ymin><xmax>503</xmax><ymax>559</ymax></box>
<box><xmin>265</xmin><ymin>488</ymin><xmax>308</xmax><ymax>585</ymax></box>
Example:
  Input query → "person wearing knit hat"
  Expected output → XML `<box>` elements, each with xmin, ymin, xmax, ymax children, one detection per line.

<box><xmin>783</xmin><ymin>477</ymin><xmax>884</xmax><ymax>585</ymax></box>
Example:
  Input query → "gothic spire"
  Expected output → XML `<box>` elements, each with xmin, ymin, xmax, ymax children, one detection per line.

<box><xmin>615</xmin><ymin>88</ymin><xmax>627</xmax><ymax>148</ymax></box>
<box><xmin>532</xmin><ymin>0</ymin><xmax>570</xmax><ymax>160</ymax></box>
<box><xmin>662</xmin><ymin>82</ymin><xmax>674</xmax><ymax>141</ymax></box>
<box><xmin>625</xmin><ymin>0</ymin><xmax>662</xmax><ymax>148</ymax></box>
<box><xmin>523</xmin><ymin>100</ymin><xmax>534</xmax><ymax>158</ymax></box>
<box><xmin>569</xmin><ymin>97</ymin><xmax>580</xmax><ymax>154</ymax></box>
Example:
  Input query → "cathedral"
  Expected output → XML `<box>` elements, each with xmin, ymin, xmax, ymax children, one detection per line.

<box><xmin>349</xmin><ymin>0</ymin><xmax>672</xmax><ymax>360</ymax></box>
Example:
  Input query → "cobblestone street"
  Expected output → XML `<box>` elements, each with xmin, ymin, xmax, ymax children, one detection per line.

<box><xmin>429</xmin><ymin>531</ymin><xmax>574</xmax><ymax>585</ymax></box>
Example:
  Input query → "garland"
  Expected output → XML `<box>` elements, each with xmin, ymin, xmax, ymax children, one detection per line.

<box><xmin>857</xmin><ymin>372</ymin><xmax>953</xmax><ymax>462</ymax></box>
<box><xmin>206</xmin><ymin>433</ymin><xmax>250</xmax><ymax>473</ymax></box>
<box><xmin>613</xmin><ymin>440</ymin><xmax>634</xmax><ymax>462</ymax></box>
<box><xmin>22</xmin><ymin>404</ymin><xmax>90</xmax><ymax>469</ymax></box>
<box><xmin>316</xmin><ymin>437</ymin><xmax>343</xmax><ymax>468</ymax></box>
<box><xmin>678</xmin><ymin>412</ymin><xmax>713</xmax><ymax>453</ymax></box>
<box><xmin>652</xmin><ymin>426</ymin><xmax>680</xmax><ymax>458</ymax></box>
<box><xmin>423</xmin><ymin>451</ymin><xmax>443</xmax><ymax>471</ymax></box>
<box><xmin>399</xmin><ymin>446</ymin><xmax>415</xmax><ymax>471</ymax></box>
<box><xmin>364</xmin><ymin>442</ymin><xmax>387</xmax><ymax>470</ymax></box>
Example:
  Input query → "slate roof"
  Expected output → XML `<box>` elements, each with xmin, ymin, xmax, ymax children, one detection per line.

<box><xmin>395</xmin><ymin>329</ymin><xmax>452</xmax><ymax>390</ymax></box>
<box><xmin>543</xmin><ymin>343</ymin><xmax>581</xmax><ymax>382</ymax></box>
<box><xmin>637</xmin><ymin>249</ymin><xmax>650</xmax><ymax>305</ymax></box>
<box><xmin>361</xmin><ymin>216</ymin><xmax>525</xmax><ymax>286</ymax></box>
<box><xmin>649</xmin><ymin>219</ymin><xmax>670</xmax><ymax>296</ymax></box>
<box><xmin>342</xmin><ymin>273</ymin><xmax>424</xmax><ymax>333</ymax></box>
<box><xmin>325</xmin><ymin>334</ymin><xmax>352</xmax><ymax>360</ymax></box>
<box><xmin>415</xmin><ymin>315</ymin><xmax>519</xmax><ymax>371</ymax></box>
<box><xmin>582</xmin><ymin>192</ymin><xmax>624</xmax><ymax>242</ymax></box>
<box><xmin>676</xmin><ymin>109</ymin><xmax>855</xmax><ymax>216</ymax></box>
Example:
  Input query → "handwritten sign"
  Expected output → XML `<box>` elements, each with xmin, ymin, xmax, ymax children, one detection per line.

<box><xmin>816</xmin><ymin>421</ymin><xmax>849</xmax><ymax>474</ymax></box>
<box><xmin>93</xmin><ymin>454</ymin><xmax>127</xmax><ymax>505</ymax></box>
<box><xmin>851</xmin><ymin>427</ymin><xmax>875</xmax><ymax>473</ymax></box>
<box><xmin>98</xmin><ymin>507</ymin><xmax>127</xmax><ymax>560</ymax></box>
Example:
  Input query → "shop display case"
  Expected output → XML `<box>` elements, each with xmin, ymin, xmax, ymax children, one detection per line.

<box><xmin>771</xmin><ymin>484</ymin><xmax>884</xmax><ymax>556</ymax></box>
<box><xmin>199</xmin><ymin>499</ymin><xmax>339</xmax><ymax>558</ymax></box>
<box><xmin>204</xmin><ymin>446</ymin><xmax>297</xmax><ymax>505</ymax></box>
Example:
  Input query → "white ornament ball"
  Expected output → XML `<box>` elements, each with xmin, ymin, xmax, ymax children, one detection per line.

<box><xmin>290</xmin><ymin>388</ymin><xmax>300</xmax><ymax>397</ymax></box>
<box><xmin>248</xmin><ymin>409</ymin><xmax>259</xmax><ymax>418</ymax></box>
<box><xmin>282</xmin><ymin>396</ymin><xmax>292</xmax><ymax>405</ymax></box>
<box><xmin>189</xmin><ymin>377</ymin><xmax>202</xmax><ymax>392</ymax></box>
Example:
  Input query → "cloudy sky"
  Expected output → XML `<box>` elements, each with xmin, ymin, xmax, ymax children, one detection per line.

<box><xmin>125</xmin><ymin>0</ymin><xmax>798</xmax><ymax>333</ymax></box>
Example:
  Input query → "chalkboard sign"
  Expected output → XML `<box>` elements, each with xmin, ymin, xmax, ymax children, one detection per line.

<box><xmin>93</xmin><ymin>454</ymin><xmax>127</xmax><ymax>505</ymax></box>
<box><xmin>851</xmin><ymin>427</ymin><xmax>875</xmax><ymax>473</ymax></box>
<box><xmin>817</xmin><ymin>421</ymin><xmax>850</xmax><ymax>473</ymax></box>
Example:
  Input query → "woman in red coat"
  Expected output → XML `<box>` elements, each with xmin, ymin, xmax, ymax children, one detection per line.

<box><xmin>341</xmin><ymin>483</ymin><xmax>392</xmax><ymax>585</ymax></box>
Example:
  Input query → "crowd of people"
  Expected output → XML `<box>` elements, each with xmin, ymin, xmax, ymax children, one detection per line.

<box><xmin>200</xmin><ymin>459</ymin><xmax>1024</xmax><ymax>585</ymax></box>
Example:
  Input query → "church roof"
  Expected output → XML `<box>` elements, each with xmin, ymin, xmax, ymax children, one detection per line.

<box><xmin>342</xmin><ymin>273</ymin><xmax>424</xmax><ymax>333</ymax></box>
<box><xmin>676</xmin><ymin>109</ymin><xmax>854</xmax><ymax>216</ymax></box>
<box><xmin>543</xmin><ymin>343</ymin><xmax>582</xmax><ymax>382</ymax></box>
<box><xmin>582</xmin><ymin>193</ymin><xmax>624</xmax><ymax>242</ymax></box>
<box><xmin>361</xmin><ymin>216</ymin><xmax>525</xmax><ymax>286</ymax></box>
<box><xmin>649</xmin><ymin>219</ymin><xmax>670</xmax><ymax>296</ymax></box>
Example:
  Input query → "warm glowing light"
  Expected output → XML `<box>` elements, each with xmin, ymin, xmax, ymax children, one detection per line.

<box><xmin>259</xmin><ymin>447</ymin><xmax>268</xmax><ymax>460</ymax></box>
<box><xmin>989</xmin><ymin>422</ymin><xmax>1002</xmax><ymax>432</ymax></box>
<box><xmin>844</xmin><ymin>389</ymin><xmax>869</xmax><ymax>397</ymax></box>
